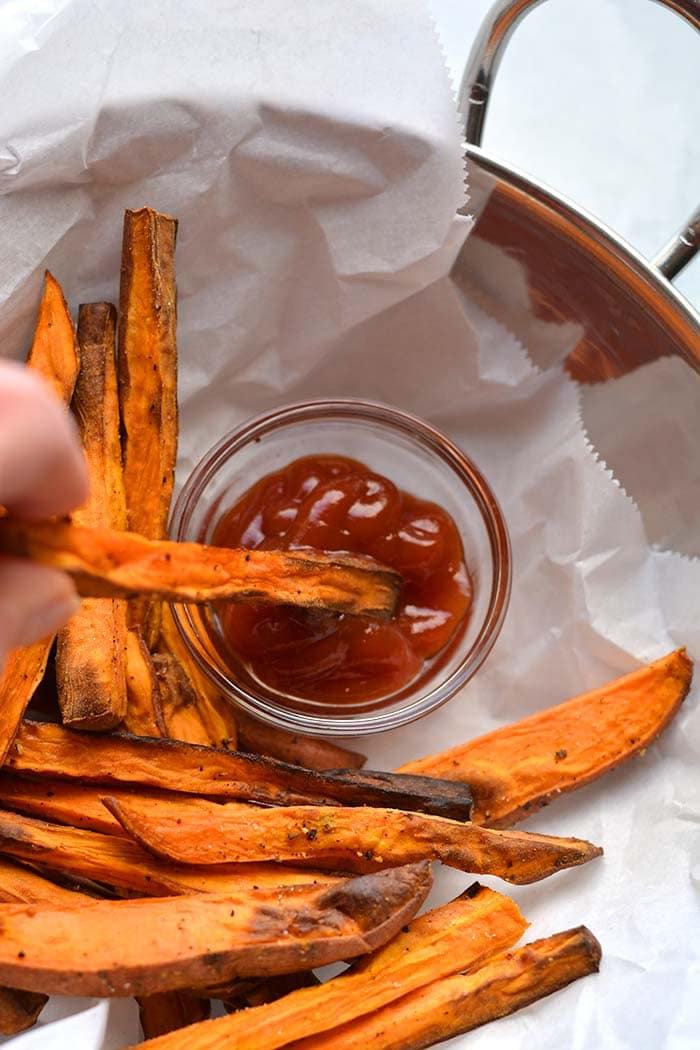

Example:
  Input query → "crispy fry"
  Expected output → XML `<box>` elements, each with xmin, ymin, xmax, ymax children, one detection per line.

<box><xmin>26</xmin><ymin>271</ymin><xmax>80</xmax><ymax>402</ymax></box>
<box><xmin>235</xmin><ymin>710</ymin><xmax>365</xmax><ymax>771</ymax></box>
<box><xmin>157</xmin><ymin>605</ymin><xmax>238</xmax><ymax>748</ymax></box>
<box><xmin>151</xmin><ymin>651</ymin><xmax>215</xmax><ymax>747</ymax></box>
<box><xmin>218</xmin><ymin>973</ymin><xmax>321</xmax><ymax>1012</ymax></box>
<box><xmin>0</xmin><ymin>809</ymin><xmax>341</xmax><ymax>898</ymax></box>
<box><xmin>0</xmin><ymin>645</ymin><xmax>52</xmax><ymax>766</ymax></box>
<box><xmin>139</xmin><ymin>993</ymin><xmax>211</xmax><ymax>1040</ymax></box>
<box><xmin>0</xmin><ymin>856</ymin><xmax>88</xmax><ymax>906</ymax></box>
<box><xmin>287</xmin><ymin>927</ymin><xmax>601</xmax><ymax>1050</ymax></box>
<box><xmin>117</xmin><ymin>207</ymin><xmax>178</xmax><ymax>541</ymax></box>
<box><xmin>398</xmin><ymin>649</ymin><xmax>693</xmax><ymax>827</ymax></box>
<box><xmin>0</xmin><ymin>773</ymin><xmax>123</xmax><ymax>834</ymax></box>
<box><xmin>56</xmin><ymin>302</ymin><xmax>128</xmax><ymax>730</ymax></box>
<box><xmin>0</xmin><ymin>773</ymin><xmax>187</xmax><ymax>836</ymax></box>
<box><xmin>5</xmin><ymin>864</ymin><xmax>170</xmax><ymax>1041</ymax></box>
<box><xmin>321</xmin><ymin>769</ymin><xmax>470</xmax><ymax>812</ymax></box>
<box><xmin>0</xmin><ymin>987</ymin><xmax>48</xmax><ymax>1036</ymax></box>
<box><xmin>105</xmin><ymin>796</ymin><xmax>601</xmax><ymax>885</ymax></box>
<box><xmin>0</xmin><ymin>274</ymin><xmax>80</xmax><ymax>764</ymax></box>
<box><xmin>55</xmin><ymin>606</ymin><xmax>125</xmax><ymax>727</ymax></box>
<box><xmin>118</xmin><ymin>207</ymin><xmax>178</xmax><ymax>645</ymax></box>
<box><xmin>0</xmin><ymin>863</ymin><xmax>431</xmax><ymax>997</ymax></box>
<box><xmin>123</xmin><ymin>628</ymin><xmax>167</xmax><ymax>737</ymax></box>
<box><xmin>346</xmin><ymin>884</ymin><xmax>525</xmax><ymax>979</ymax></box>
<box><xmin>0</xmin><ymin>519</ymin><xmax>402</xmax><ymax>618</ymax></box>
<box><xmin>8</xmin><ymin>721</ymin><xmax>474</xmax><ymax>819</ymax></box>
<box><xmin>126</xmin><ymin>884</ymin><xmax>527</xmax><ymax>1050</ymax></box>
<box><xmin>0</xmin><ymin>851</ymin><xmax>91</xmax><ymax>1037</ymax></box>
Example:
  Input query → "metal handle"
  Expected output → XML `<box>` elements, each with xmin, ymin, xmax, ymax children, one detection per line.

<box><xmin>458</xmin><ymin>0</ymin><xmax>700</xmax><ymax>281</ymax></box>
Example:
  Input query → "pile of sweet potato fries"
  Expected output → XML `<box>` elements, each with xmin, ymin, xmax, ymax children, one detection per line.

<box><xmin>0</xmin><ymin>208</ymin><xmax>692</xmax><ymax>1046</ymax></box>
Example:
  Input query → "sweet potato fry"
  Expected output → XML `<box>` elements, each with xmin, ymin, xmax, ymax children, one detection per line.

<box><xmin>218</xmin><ymin>972</ymin><xmax>321</xmax><ymax>1012</ymax></box>
<box><xmin>0</xmin><ymin>850</ymin><xmax>207</xmax><ymax>1039</ymax></box>
<box><xmin>56</xmin><ymin>302</ymin><xmax>128</xmax><ymax>730</ymax></box>
<box><xmin>0</xmin><ymin>519</ymin><xmax>402</xmax><ymax>618</ymax></box>
<box><xmin>139</xmin><ymin>993</ymin><xmax>211</xmax><ymax>1040</ymax></box>
<box><xmin>105</xmin><ymin>796</ymin><xmax>601</xmax><ymax>885</ymax></box>
<box><xmin>398</xmin><ymin>649</ymin><xmax>693</xmax><ymax>827</ymax></box>
<box><xmin>0</xmin><ymin>773</ymin><xmax>122</xmax><ymax>834</ymax></box>
<box><xmin>0</xmin><ymin>773</ymin><xmax>185</xmax><ymax>836</ymax></box>
<box><xmin>8</xmin><ymin>721</ymin><xmax>474</xmax><ymax>818</ymax></box>
<box><xmin>26</xmin><ymin>271</ymin><xmax>80</xmax><ymax>402</ymax></box>
<box><xmin>123</xmin><ymin>628</ymin><xmax>167</xmax><ymax>737</ymax></box>
<box><xmin>0</xmin><ymin>274</ymin><xmax>80</xmax><ymax>763</ymax></box>
<box><xmin>0</xmin><ymin>863</ymin><xmax>431</xmax><ymax>997</ymax></box>
<box><xmin>156</xmin><ymin>605</ymin><xmax>238</xmax><ymax>748</ymax></box>
<box><xmin>117</xmin><ymin>207</ymin><xmax>178</xmax><ymax>540</ymax></box>
<box><xmin>0</xmin><ymin>646</ymin><xmax>52</xmax><ymax>766</ymax></box>
<box><xmin>346</xmin><ymin>883</ymin><xmax>526</xmax><ymax>979</ymax></box>
<box><xmin>286</xmin><ymin>927</ymin><xmax>601</xmax><ymax>1050</ymax></box>
<box><xmin>235</xmin><ymin>710</ymin><xmax>365</xmax><ymax>771</ymax></box>
<box><xmin>0</xmin><ymin>852</ymin><xmax>91</xmax><ymax>1037</ymax></box>
<box><xmin>118</xmin><ymin>206</ymin><xmax>178</xmax><ymax>645</ymax></box>
<box><xmin>0</xmin><ymin>987</ymin><xmax>48</xmax><ymax>1036</ymax></box>
<box><xmin>126</xmin><ymin>883</ymin><xmax>526</xmax><ymax>1050</ymax></box>
<box><xmin>0</xmin><ymin>856</ymin><xmax>88</xmax><ymax>906</ymax></box>
<box><xmin>209</xmin><ymin>891</ymin><xmax>518</xmax><ymax>1017</ymax></box>
<box><xmin>151</xmin><ymin>651</ymin><xmax>217</xmax><ymax>747</ymax></box>
<box><xmin>0</xmin><ymin>809</ymin><xmax>341</xmax><ymax>898</ymax></box>
<box><xmin>56</xmin><ymin>610</ymin><xmax>126</xmax><ymax>727</ymax></box>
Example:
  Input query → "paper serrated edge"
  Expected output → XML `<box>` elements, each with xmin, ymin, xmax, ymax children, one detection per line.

<box><xmin>576</xmin><ymin>364</ymin><xmax>700</xmax><ymax>568</ymax></box>
<box><xmin>425</xmin><ymin>2</ymin><xmax>469</xmax><ymax>214</ymax></box>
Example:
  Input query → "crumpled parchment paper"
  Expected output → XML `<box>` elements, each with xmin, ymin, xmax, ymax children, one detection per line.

<box><xmin>1</xmin><ymin>2</ymin><xmax>698</xmax><ymax>1048</ymax></box>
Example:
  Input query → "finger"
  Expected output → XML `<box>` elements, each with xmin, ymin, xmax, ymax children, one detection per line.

<box><xmin>0</xmin><ymin>559</ymin><xmax>80</xmax><ymax>664</ymax></box>
<box><xmin>0</xmin><ymin>361</ymin><xmax>88</xmax><ymax>518</ymax></box>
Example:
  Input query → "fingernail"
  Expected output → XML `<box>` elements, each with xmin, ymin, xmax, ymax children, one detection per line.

<box><xmin>25</xmin><ymin>593</ymin><xmax>82</xmax><ymax>643</ymax></box>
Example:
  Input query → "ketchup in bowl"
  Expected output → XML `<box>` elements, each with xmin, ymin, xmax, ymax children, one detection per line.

<box><xmin>212</xmin><ymin>455</ymin><xmax>472</xmax><ymax>705</ymax></box>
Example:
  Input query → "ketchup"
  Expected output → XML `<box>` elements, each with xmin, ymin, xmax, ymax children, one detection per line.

<box><xmin>212</xmin><ymin>455</ymin><xmax>472</xmax><ymax>706</ymax></box>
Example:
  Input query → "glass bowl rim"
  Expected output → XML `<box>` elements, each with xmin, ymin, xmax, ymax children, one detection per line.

<box><xmin>169</xmin><ymin>397</ymin><xmax>512</xmax><ymax>736</ymax></box>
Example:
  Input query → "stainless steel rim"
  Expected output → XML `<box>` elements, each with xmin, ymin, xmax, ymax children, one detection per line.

<box><xmin>462</xmin><ymin>142</ymin><xmax>700</xmax><ymax>374</ymax></box>
<box><xmin>458</xmin><ymin>0</ymin><xmax>700</xmax><ymax>282</ymax></box>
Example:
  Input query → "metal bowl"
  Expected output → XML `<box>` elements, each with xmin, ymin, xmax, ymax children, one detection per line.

<box><xmin>452</xmin><ymin>0</ymin><xmax>699</xmax><ymax>384</ymax></box>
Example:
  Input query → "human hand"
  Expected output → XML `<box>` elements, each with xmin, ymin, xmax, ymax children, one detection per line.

<box><xmin>0</xmin><ymin>360</ymin><xmax>88</xmax><ymax>669</ymax></box>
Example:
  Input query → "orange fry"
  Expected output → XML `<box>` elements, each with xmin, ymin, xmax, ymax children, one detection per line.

<box><xmin>0</xmin><ymin>864</ymin><xmax>431</xmax><ymax>997</ymax></box>
<box><xmin>56</xmin><ymin>302</ymin><xmax>128</xmax><ymax>730</ymax></box>
<box><xmin>398</xmin><ymin>649</ymin><xmax>692</xmax><ymax>827</ymax></box>
<box><xmin>26</xmin><ymin>271</ymin><xmax>80</xmax><ymax>401</ymax></box>
<box><xmin>0</xmin><ymin>519</ymin><xmax>401</xmax><ymax>619</ymax></box>
<box><xmin>105</xmin><ymin>795</ymin><xmax>602</xmax><ymax>885</ymax></box>
<box><xmin>288</xmin><ymin>927</ymin><xmax>601</xmax><ymax>1050</ymax></box>
<box><xmin>124</xmin><ymin>884</ymin><xmax>526</xmax><ymax>1050</ymax></box>
<box><xmin>8</xmin><ymin>721</ymin><xmax>474</xmax><ymax>819</ymax></box>
<box><xmin>0</xmin><ymin>808</ymin><xmax>341</xmax><ymax>899</ymax></box>
<box><xmin>118</xmin><ymin>206</ymin><xmax>178</xmax><ymax>644</ymax></box>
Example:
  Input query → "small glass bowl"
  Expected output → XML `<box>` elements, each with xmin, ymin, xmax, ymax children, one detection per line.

<box><xmin>169</xmin><ymin>399</ymin><xmax>511</xmax><ymax>737</ymax></box>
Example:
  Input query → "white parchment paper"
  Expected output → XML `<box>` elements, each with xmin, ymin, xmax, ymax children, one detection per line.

<box><xmin>1</xmin><ymin>2</ymin><xmax>699</xmax><ymax>1048</ymax></box>
<box><xmin>580</xmin><ymin>355</ymin><xmax>700</xmax><ymax>559</ymax></box>
<box><xmin>0</xmin><ymin>0</ymin><xmax>467</xmax><ymax>408</ymax></box>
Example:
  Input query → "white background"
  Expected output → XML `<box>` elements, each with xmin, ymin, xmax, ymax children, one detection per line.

<box><xmin>429</xmin><ymin>0</ymin><xmax>700</xmax><ymax>310</ymax></box>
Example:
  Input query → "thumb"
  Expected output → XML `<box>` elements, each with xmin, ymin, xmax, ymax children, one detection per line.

<box><xmin>0</xmin><ymin>361</ymin><xmax>88</xmax><ymax>518</ymax></box>
<box><xmin>0</xmin><ymin>559</ymin><xmax>80</xmax><ymax>667</ymax></box>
